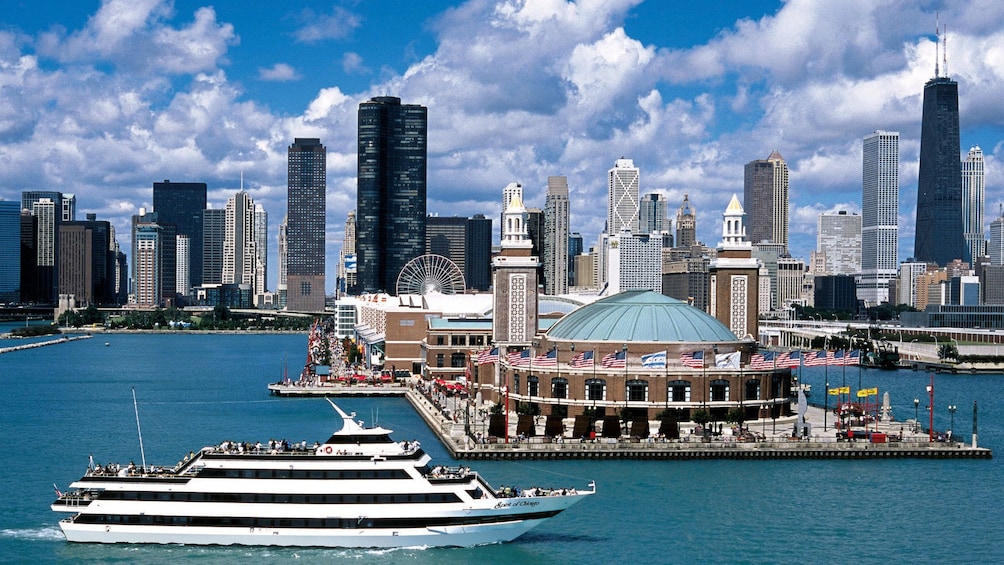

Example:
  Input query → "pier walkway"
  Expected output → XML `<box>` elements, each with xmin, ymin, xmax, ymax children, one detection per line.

<box><xmin>0</xmin><ymin>334</ymin><xmax>92</xmax><ymax>355</ymax></box>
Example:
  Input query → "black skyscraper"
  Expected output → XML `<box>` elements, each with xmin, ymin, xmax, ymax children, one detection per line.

<box><xmin>153</xmin><ymin>181</ymin><xmax>207</xmax><ymax>297</ymax></box>
<box><xmin>357</xmin><ymin>97</ymin><xmax>427</xmax><ymax>295</ymax></box>
<box><xmin>915</xmin><ymin>76</ymin><xmax>965</xmax><ymax>266</ymax></box>
<box><xmin>287</xmin><ymin>138</ymin><xmax>326</xmax><ymax>311</ymax></box>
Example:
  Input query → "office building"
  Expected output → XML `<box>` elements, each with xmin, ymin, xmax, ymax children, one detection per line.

<box><xmin>253</xmin><ymin>202</ymin><xmax>268</xmax><ymax>297</ymax></box>
<box><xmin>544</xmin><ymin>176</ymin><xmax>570</xmax><ymax>295</ymax></box>
<box><xmin>0</xmin><ymin>200</ymin><xmax>20</xmax><ymax>302</ymax></box>
<box><xmin>962</xmin><ymin>146</ymin><xmax>986</xmax><ymax>264</ymax></box>
<box><xmin>817</xmin><ymin>211</ymin><xmax>862</xmax><ymax>275</ymax></box>
<box><xmin>743</xmin><ymin>151</ymin><xmax>789</xmax><ymax>250</ymax></box>
<box><xmin>426</xmin><ymin>215</ymin><xmax>468</xmax><ymax>275</ymax></box>
<box><xmin>287</xmin><ymin>137</ymin><xmax>327</xmax><ymax>310</ymax></box>
<box><xmin>342</xmin><ymin>211</ymin><xmax>356</xmax><ymax>294</ymax></box>
<box><xmin>202</xmin><ymin>208</ymin><xmax>225</xmax><ymax>285</ymax></box>
<box><xmin>990</xmin><ymin>215</ymin><xmax>1004</xmax><ymax>266</ymax></box>
<box><xmin>859</xmin><ymin>131</ymin><xmax>900</xmax><ymax>304</ymax></box>
<box><xmin>675</xmin><ymin>194</ymin><xmax>697</xmax><ymax>248</ymax></box>
<box><xmin>176</xmin><ymin>235</ymin><xmax>190</xmax><ymax>297</ymax></box>
<box><xmin>604</xmin><ymin>231</ymin><xmax>663</xmax><ymax>295</ymax></box>
<box><xmin>152</xmin><ymin>181</ymin><xmax>206</xmax><ymax>295</ymax></box>
<box><xmin>915</xmin><ymin>72</ymin><xmax>965</xmax><ymax>266</ymax></box>
<box><xmin>608</xmin><ymin>158</ymin><xmax>639</xmax><ymax>234</ymax></box>
<box><xmin>898</xmin><ymin>261</ymin><xmax>931</xmax><ymax>308</ymax></box>
<box><xmin>60</xmin><ymin>194</ymin><xmax>76</xmax><ymax>222</ymax></box>
<box><xmin>466</xmin><ymin>214</ymin><xmax>492</xmax><ymax>292</ymax></box>
<box><xmin>277</xmin><ymin>214</ymin><xmax>288</xmax><ymax>307</ymax></box>
<box><xmin>131</xmin><ymin>211</ymin><xmax>162</xmax><ymax>308</ymax></box>
<box><xmin>568</xmin><ymin>232</ymin><xmax>583</xmax><ymax>288</ymax></box>
<box><xmin>639</xmin><ymin>193</ymin><xmax>670</xmax><ymax>235</ymax></box>
<box><xmin>357</xmin><ymin>97</ymin><xmax>427</xmax><ymax>295</ymax></box>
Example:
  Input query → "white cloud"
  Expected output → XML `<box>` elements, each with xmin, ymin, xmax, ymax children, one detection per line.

<box><xmin>341</xmin><ymin>52</ymin><xmax>367</xmax><ymax>74</ymax></box>
<box><xmin>258</xmin><ymin>63</ymin><xmax>300</xmax><ymax>82</ymax></box>
<box><xmin>293</xmin><ymin>6</ymin><xmax>362</xmax><ymax>43</ymax></box>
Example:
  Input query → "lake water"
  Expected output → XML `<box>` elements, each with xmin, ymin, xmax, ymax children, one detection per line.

<box><xmin>1</xmin><ymin>329</ymin><xmax>1001</xmax><ymax>564</ymax></box>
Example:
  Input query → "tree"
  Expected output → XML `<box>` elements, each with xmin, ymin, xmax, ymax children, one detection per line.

<box><xmin>938</xmin><ymin>343</ymin><xmax>959</xmax><ymax>362</ymax></box>
<box><xmin>726</xmin><ymin>406</ymin><xmax>747</xmax><ymax>429</ymax></box>
<box><xmin>692</xmin><ymin>408</ymin><xmax>711</xmax><ymax>427</ymax></box>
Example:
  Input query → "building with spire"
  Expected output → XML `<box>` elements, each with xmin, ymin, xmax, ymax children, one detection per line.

<box><xmin>608</xmin><ymin>158</ymin><xmax>639</xmax><ymax>234</ymax></box>
<box><xmin>492</xmin><ymin>187</ymin><xmax>539</xmax><ymax>350</ymax></box>
<box><xmin>859</xmin><ymin>131</ymin><xmax>899</xmax><ymax>305</ymax></box>
<box><xmin>963</xmin><ymin>146</ymin><xmax>986</xmax><ymax>263</ymax></box>
<box><xmin>915</xmin><ymin>25</ymin><xmax>965</xmax><ymax>267</ymax></box>
<box><xmin>675</xmin><ymin>194</ymin><xmax>696</xmax><ymax>248</ymax></box>
<box><xmin>543</xmin><ymin>176</ymin><xmax>570</xmax><ymax>295</ymax></box>
<box><xmin>743</xmin><ymin>151</ymin><xmax>789</xmax><ymax>250</ymax></box>
<box><xmin>708</xmin><ymin>195</ymin><xmax>759</xmax><ymax>339</ymax></box>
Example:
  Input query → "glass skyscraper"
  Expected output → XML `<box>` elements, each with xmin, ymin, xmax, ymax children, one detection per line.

<box><xmin>286</xmin><ymin>138</ymin><xmax>326</xmax><ymax>311</ymax></box>
<box><xmin>0</xmin><ymin>200</ymin><xmax>20</xmax><ymax>302</ymax></box>
<box><xmin>859</xmin><ymin>131</ymin><xmax>899</xmax><ymax>305</ymax></box>
<box><xmin>153</xmin><ymin>181</ymin><xmax>207</xmax><ymax>291</ymax></box>
<box><xmin>356</xmin><ymin>97</ymin><xmax>427</xmax><ymax>295</ymax></box>
<box><xmin>962</xmin><ymin>146</ymin><xmax>985</xmax><ymax>263</ymax></box>
<box><xmin>915</xmin><ymin>75</ymin><xmax>965</xmax><ymax>266</ymax></box>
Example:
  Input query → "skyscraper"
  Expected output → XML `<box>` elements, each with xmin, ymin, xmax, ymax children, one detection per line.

<box><xmin>743</xmin><ymin>151</ymin><xmax>789</xmax><ymax>250</ymax></box>
<box><xmin>357</xmin><ymin>97</ymin><xmax>427</xmax><ymax>295</ymax></box>
<box><xmin>989</xmin><ymin>214</ymin><xmax>1004</xmax><ymax>266</ymax></box>
<box><xmin>341</xmin><ymin>211</ymin><xmax>356</xmax><ymax>294</ymax></box>
<box><xmin>0</xmin><ymin>200</ymin><xmax>20</xmax><ymax>303</ymax></box>
<box><xmin>131</xmin><ymin>210</ymin><xmax>163</xmax><ymax>308</ymax></box>
<box><xmin>608</xmin><ymin>158</ymin><xmax>639</xmax><ymax>234</ymax></box>
<box><xmin>153</xmin><ymin>180</ymin><xmax>207</xmax><ymax>290</ymax></box>
<box><xmin>639</xmin><ymin>193</ymin><xmax>669</xmax><ymax>234</ymax></box>
<box><xmin>22</xmin><ymin>191</ymin><xmax>61</xmax><ymax>302</ymax></box>
<box><xmin>567</xmin><ymin>232</ymin><xmax>583</xmax><ymax>287</ymax></box>
<box><xmin>860</xmin><ymin>131</ymin><xmax>899</xmax><ymax>304</ymax></box>
<box><xmin>675</xmin><ymin>194</ymin><xmax>696</xmax><ymax>248</ymax></box>
<box><xmin>253</xmin><ymin>202</ymin><xmax>268</xmax><ymax>297</ymax></box>
<box><xmin>287</xmin><ymin>137</ymin><xmax>327</xmax><ymax>310</ymax></box>
<box><xmin>202</xmin><ymin>208</ymin><xmax>225</xmax><ymax>285</ymax></box>
<box><xmin>277</xmin><ymin>214</ymin><xmax>288</xmax><ymax>307</ymax></box>
<box><xmin>223</xmin><ymin>191</ymin><xmax>260</xmax><ymax>293</ymax></box>
<box><xmin>543</xmin><ymin>176</ymin><xmax>570</xmax><ymax>295</ymax></box>
<box><xmin>817</xmin><ymin>211</ymin><xmax>862</xmax><ymax>275</ymax></box>
<box><xmin>915</xmin><ymin>72</ymin><xmax>965</xmax><ymax>266</ymax></box>
<box><xmin>466</xmin><ymin>214</ymin><xmax>492</xmax><ymax>292</ymax></box>
<box><xmin>962</xmin><ymin>146</ymin><xmax>986</xmax><ymax>263</ymax></box>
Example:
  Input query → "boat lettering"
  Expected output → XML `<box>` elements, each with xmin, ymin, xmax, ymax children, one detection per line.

<box><xmin>494</xmin><ymin>500</ymin><xmax>540</xmax><ymax>509</ymax></box>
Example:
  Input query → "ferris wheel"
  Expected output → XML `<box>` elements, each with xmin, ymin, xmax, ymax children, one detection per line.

<box><xmin>396</xmin><ymin>254</ymin><xmax>467</xmax><ymax>296</ymax></box>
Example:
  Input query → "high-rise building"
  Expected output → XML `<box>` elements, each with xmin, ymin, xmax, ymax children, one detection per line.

<box><xmin>543</xmin><ymin>176</ymin><xmax>570</xmax><ymax>295</ymax></box>
<box><xmin>743</xmin><ymin>151</ymin><xmax>789</xmax><ymax>250</ymax></box>
<box><xmin>963</xmin><ymin>146</ymin><xmax>986</xmax><ymax>263</ymax></box>
<box><xmin>277</xmin><ymin>214</ymin><xmax>288</xmax><ymax>307</ymax></box>
<box><xmin>675</xmin><ymin>194</ymin><xmax>697</xmax><ymax>248</ymax></box>
<box><xmin>915</xmin><ymin>72</ymin><xmax>965</xmax><ymax>266</ymax></box>
<box><xmin>202</xmin><ymin>208</ymin><xmax>225</xmax><ymax>285</ymax></box>
<box><xmin>131</xmin><ymin>210</ymin><xmax>163</xmax><ymax>308</ymax></box>
<box><xmin>990</xmin><ymin>215</ymin><xmax>1004</xmax><ymax>266</ymax></box>
<box><xmin>357</xmin><ymin>97</ymin><xmax>427</xmax><ymax>295</ymax></box>
<box><xmin>567</xmin><ymin>232</ymin><xmax>583</xmax><ymax>287</ymax></box>
<box><xmin>60</xmin><ymin>194</ymin><xmax>76</xmax><ymax>222</ymax></box>
<box><xmin>859</xmin><ymin>131</ymin><xmax>900</xmax><ymax>305</ymax></box>
<box><xmin>342</xmin><ymin>211</ymin><xmax>356</xmax><ymax>294</ymax></box>
<box><xmin>426</xmin><ymin>215</ymin><xmax>468</xmax><ymax>274</ymax></box>
<box><xmin>466</xmin><ymin>214</ymin><xmax>492</xmax><ymax>292</ymax></box>
<box><xmin>639</xmin><ymin>193</ymin><xmax>669</xmax><ymax>234</ymax></box>
<box><xmin>817</xmin><ymin>211</ymin><xmax>862</xmax><ymax>275</ymax></box>
<box><xmin>287</xmin><ymin>137</ymin><xmax>327</xmax><ymax>310</ymax></box>
<box><xmin>176</xmin><ymin>235</ymin><xmax>190</xmax><ymax>297</ymax></box>
<box><xmin>32</xmin><ymin>198</ymin><xmax>57</xmax><ymax>304</ymax></box>
<box><xmin>604</xmin><ymin>231</ymin><xmax>663</xmax><ymax>294</ymax></box>
<box><xmin>608</xmin><ymin>158</ymin><xmax>639</xmax><ymax>234</ymax></box>
<box><xmin>253</xmin><ymin>202</ymin><xmax>268</xmax><ymax>297</ymax></box>
<box><xmin>0</xmin><ymin>200</ymin><xmax>20</xmax><ymax>303</ymax></box>
<box><xmin>153</xmin><ymin>181</ymin><xmax>207</xmax><ymax>290</ymax></box>
<box><xmin>223</xmin><ymin>191</ymin><xmax>255</xmax><ymax>288</ymax></box>
<box><xmin>59</xmin><ymin>216</ymin><xmax>114</xmax><ymax>306</ymax></box>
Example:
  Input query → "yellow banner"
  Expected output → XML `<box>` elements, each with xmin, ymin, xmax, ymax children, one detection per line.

<box><xmin>828</xmin><ymin>388</ymin><xmax>841</xmax><ymax>395</ymax></box>
<box><xmin>840</xmin><ymin>386</ymin><xmax>850</xmax><ymax>394</ymax></box>
<box><xmin>867</xmin><ymin>387</ymin><xmax>879</xmax><ymax>396</ymax></box>
<box><xmin>856</xmin><ymin>389</ymin><xmax>869</xmax><ymax>398</ymax></box>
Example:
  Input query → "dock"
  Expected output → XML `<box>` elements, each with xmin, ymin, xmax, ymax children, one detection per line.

<box><xmin>268</xmin><ymin>382</ymin><xmax>407</xmax><ymax>397</ymax></box>
<box><xmin>403</xmin><ymin>390</ymin><xmax>992</xmax><ymax>461</ymax></box>
<box><xmin>0</xmin><ymin>334</ymin><xmax>92</xmax><ymax>355</ymax></box>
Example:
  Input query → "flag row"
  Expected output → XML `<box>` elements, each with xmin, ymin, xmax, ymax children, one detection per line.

<box><xmin>471</xmin><ymin>347</ymin><xmax>863</xmax><ymax>369</ymax></box>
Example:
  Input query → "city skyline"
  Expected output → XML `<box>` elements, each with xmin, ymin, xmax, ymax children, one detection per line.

<box><xmin>1</xmin><ymin>1</ymin><xmax>1003</xmax><ymax>290</ymax></box>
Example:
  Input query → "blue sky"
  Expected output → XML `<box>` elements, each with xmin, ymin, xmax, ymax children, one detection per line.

<box><xmin>2</xmin><ymin>0</ymin><xmax>1003</xmax><ymax>292</ymax></box>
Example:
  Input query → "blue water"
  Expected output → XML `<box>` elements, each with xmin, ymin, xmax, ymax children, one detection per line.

<box><xmin>1</xmin><ymin>331</ymin><xmax>1002</xmax><ymax>564</ymax></box>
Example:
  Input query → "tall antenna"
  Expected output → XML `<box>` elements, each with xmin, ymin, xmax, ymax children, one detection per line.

<box><xmin>934</xmin><ymin>12</ymin><xmax>940</xmax><ymax>77</ymax></box>
<box><xmin>943</xmin><ymin>24</ymin><xmax>948</xmax><ymax>77</ymax></box>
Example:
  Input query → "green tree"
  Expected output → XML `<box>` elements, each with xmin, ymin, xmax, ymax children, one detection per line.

<box><xmin>938</xmin><ymin>343</ymin><xmax>959</xmax><ymax>362</ymax></box>
<box><xmin>692</xmin><ymin>408</ymin><xmax>711</xmax><ymax>427</ymax></box>
<box><xmin>726</xmin><ymin>406</ymin><xmax>747</xmax><ymax>429</ymax></box>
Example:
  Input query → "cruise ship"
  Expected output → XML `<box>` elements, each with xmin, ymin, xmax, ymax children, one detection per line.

<box><xmin>52</xmin><ymin>400</ymin><xmax>594</xmax><ymax>547</ymax></box>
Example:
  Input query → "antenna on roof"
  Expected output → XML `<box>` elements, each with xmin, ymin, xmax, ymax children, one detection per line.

<box><xmin>943</xmin><ymin>24</ymin><xmax>948</xmax><ymax>77</ymax></box>
<box><xmin>934</xmin><ymin>12</ymin><xmax>940</xmax><ymax>77</ymax></box>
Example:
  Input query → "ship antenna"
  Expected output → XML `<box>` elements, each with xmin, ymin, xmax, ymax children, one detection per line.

<box><xmin>934</xmin><ymin>12</ymin><xmax>940</xmax><ymax>77</ymax></box>
<box><xmin>132</xmin><ymin>387</ymin><xmax>148</xmax><ymax>473</ymax></box>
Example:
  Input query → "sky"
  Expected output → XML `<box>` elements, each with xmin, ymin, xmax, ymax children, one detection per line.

<box><xmin>2</xmin><ymin>0</ymin><xmax>1004</xmax><ymax>293</ymax></box>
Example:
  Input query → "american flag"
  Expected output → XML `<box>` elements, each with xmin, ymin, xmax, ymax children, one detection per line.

<box><xmin>476</xmin><ymin>347</ymin><xmax>499</xmax><ymax>365</ymax></box>
<box><xmin>780</xmin><ymin>350</ymin><xmax>801</xmax><ymax>368</ymax></box>
<box><xmin>601</xmin><ymin>349</ymin><xmax>626</xmax><ymax>369</ymax></box>
<box><xmin>680</xmin><ymin>350</ymin><xmax>704</xmax><ymax>369</ymax></box>
<box><xmin>508</xmin><ymin>349</ymin><xmax>531</xmax><ymax>367</ymax></box>
<box><xmin>748</xmin><ymin>350</ymin><xmax>776</xmax><ymax>370</ymax></box>
<box><xmin>844</xmin><ymin>349</ymin><xmax>860</xmax><ymax>366</ymax></box>
<box><xmin>533</xmin><ymin>348</ymin><xmax>558</xmax><ymax>367</ymax></box>
<box><xmin>804</xmin><ymin>350</ymin><xmax>830</xmax><ymax>367</ymax></box>
<box><xmin>829</xmin><ymin>349</ymin><xmax>845</xmax><ymax>366</ymax></box>
<box><xmin>570</xmin><ymin>350</ymin><xmax>594</xmax><ymax>368</ymax></box>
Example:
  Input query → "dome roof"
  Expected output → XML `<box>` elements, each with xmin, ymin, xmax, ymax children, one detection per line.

<box><xmin>546</xmin><ymin>290</ymin><xmax>738</xmax><ymax>343</ymax></box>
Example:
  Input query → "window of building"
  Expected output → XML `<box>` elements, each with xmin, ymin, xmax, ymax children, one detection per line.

<box><xmin>436</xmin><ymin>335</ymin><xmax>445</xmax><ymax>345</ymax></box>
<box><xmin>527</xmin><ymin>376</ymin><xmax>539</xmax><ymax>397</ymax></box>
<box><xmin>745</xmin><ymin>379</ymin><xmax>761</xmax><ymax>401</ymax></box>
<box><xmin>470</xmin><ymin>335</ymin><xmax>485</xmax><ymax>346</ymax></box>
<box><xmin>585</xmin><ymin>378</ymin><xmax>606</xmax><ymax>401</ymax></box>
<box><xmin>451</xmin><ymin>353</ymin><xmax>466</xmax><ymax>368</ymax></box>
<box><xmin>710</xmin><ymin>379</ymin><xmax>729</xmax><ymax>402</ymax></box>
<box><xmin>771</xmin><ymin>375</ymin><xmax>784</xmax><ymax>398</ymax></box>
<box><xmin>626</xmin><ymin>379</ymin><xmax>648</xmax><ymax>402</ymax></box>
<box><xmin>668</xmin><ymin>380</ymin><xmax>691</xmax><ymax>402</ymax></box>
<box><xmin>551</xmin><ymin>377</ymin><xmax>568</xmax><ymax>399</ymax></box>
<box><xmin>451</xmin><ymin>335</ymin><xmax>466</xmax><ymax>346</ymax></box>
<box><xmin>435</xmin><ymin>354</ymin><xmax>444</xmax><ymax>368</ymax></box>
<box><xmin>512</xmin><ymin>374</ymin><xmax>520</xmax><ymax>395</ymax></box>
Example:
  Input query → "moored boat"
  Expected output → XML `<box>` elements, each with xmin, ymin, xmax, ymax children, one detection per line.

<box><xmin>52</xmin><ymin>399</ymin><xmax>594</xmax><ymax>547</ymax></box>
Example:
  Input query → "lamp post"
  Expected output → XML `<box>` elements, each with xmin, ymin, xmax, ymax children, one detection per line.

<box><xmin>761</xmin><ymin>402</ymin><xmax>768</xmax><ymax>438</ymax></box>
<box><xmin>914</xmin><ymin>398</ymin><xmax>919</xmax><ymax>433</ymax></box>
<box><xmin>948</xmin><ymin>404</ymin><xmax>957</xmax><ymax>438</ymax></box>
<box><xmin>622</xmin><ymin>344</ymin><xmax>629</xmax><ymax>432</ymax></box>
<box><xmin>926</xmin><ymin>376</ymin><xmax>934</xmax><ymax>442</ymax></box>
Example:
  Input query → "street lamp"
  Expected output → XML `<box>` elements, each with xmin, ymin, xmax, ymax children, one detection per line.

<box><xmin>914</xmin><ymin>398</ymin><xmax>919</xmax><ymax>432</ymax></box>
<box><xmin>948</xmin><ymin>404</ymin><xmax>957</xmax><ymax>438</ymax></box>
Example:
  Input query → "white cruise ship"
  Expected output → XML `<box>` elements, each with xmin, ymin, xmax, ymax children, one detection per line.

<box><xmin>52</xmin><ymin>400</ymin><xmax>594</xmax><ymax>548</ymax></box>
